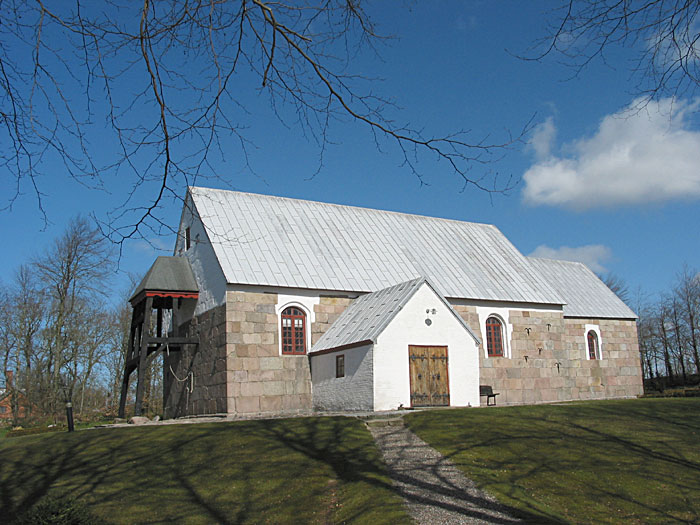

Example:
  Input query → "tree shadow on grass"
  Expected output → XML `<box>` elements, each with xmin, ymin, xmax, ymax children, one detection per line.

<box><xmin>0</xmin><ymin>426</ymin><xmax>251</xmax><ymax>524</ymax></box>
<box><xmin>1</xmin><ymin>418</ymin><xmax>402</xmax><ymax>524</ymax></box>
<box><xmin>9</xmin><ymin>407</ymin><xmax>695</xmax><ymax>525</ymax></box>
<box><xmin>257</xmin><ymin>417</ymin><xmax>561</xmax><ymax>524</ymax></box>
<box><xmin>407</xmin><ymin>401</ymin><xmax>700</xmax><ymax>524</ymax></box>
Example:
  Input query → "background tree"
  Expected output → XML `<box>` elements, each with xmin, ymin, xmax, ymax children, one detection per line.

<box><xmin>33</xmin><ymin>216</ymin><xmax>113</xmax><ymax>418</ymax></box>
<box><xmin>1</xmin><ymin>1</ymin><xmax>526</xmax><ymax>245</ymax></box>
<box><xmin>0</xmin><ymin>266</ymin><xmax>45</xmax><ymax>423</ymax></box>
<box><xmin>105</xmin><ymin>301</ymin><xmax>133</xmax><ymax>417</ymax></box>
<box><xmin>602</xmin><ymin>273</ymin><xmax>631</xmax><ymax>305</ymax></box>
<box><xmin>675</xmin><ymin>265</ymin><xmax>700</xmax><ymax>374</ymax></box>
<box><xmin>636</xmin><ymin>265</ymin><xmax>700</xmax><ymax>390</ymax></box>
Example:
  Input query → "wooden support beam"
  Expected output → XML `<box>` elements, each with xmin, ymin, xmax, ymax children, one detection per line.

<box><xmin>123</xmin><ymin>338</ymin><xmax>195</xmax><ymax>370</ymax></box>
<box><xmin>144</xmin><ymin>336</ymin><xmax>198</xmax><ymax>345</ymax></box>
<box><xmin>134</xmin><ymin>296</ymin><xmax>153</xmax><ymax>416</ymax></box>
<box><xmin>118</xmin><ymin>305</ymin><xmax>140</xmax><ymax>418</ymax></box>
<box><xmin>118</xmin><ymin>290</ymin><xmax>198</xmax><ymax>419</ymax></box>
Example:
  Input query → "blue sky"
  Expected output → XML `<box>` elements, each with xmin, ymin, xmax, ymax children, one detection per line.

<box><xmin>2</xmin><ymin>1</ymin><xmax>698</xmax><ymax>304</ymax></box>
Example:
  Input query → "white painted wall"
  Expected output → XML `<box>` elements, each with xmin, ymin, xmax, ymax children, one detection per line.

<box><xmin>174</xmin><ymin>193</ymin><xmax>227</xmax><ymax>317</ymax></box>
<box><xmin>310</xmin><ymin>344</ymin><xmax>373</xmax><ymax>411</ymax></box>
<box><xmin>374</xmin><ymin>283</ymin><xmax>480</xmax><ymax>411</ymax></box>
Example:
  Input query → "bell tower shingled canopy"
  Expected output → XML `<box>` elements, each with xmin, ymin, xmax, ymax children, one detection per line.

<box><xmin>118</xmin><ymin>256</ymin><xmax>199</xmax><ymax>418</ymax></box>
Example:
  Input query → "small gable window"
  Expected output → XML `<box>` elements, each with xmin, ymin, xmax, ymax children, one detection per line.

<box><xmin>281</xmin><ymin>307</ymin><xmax>306</xmax><ymax>355</ymax></box>
<box><xmin>587</xmin><ymin>330</ymin><xmax>599</xmax><ymax>360</ymax></box>
<box><xmin>336</xmin><ymin>355</ymin><xmax>345</xmax><ymax>378</ymax></box>
<box><xmin>486</xmin><ymin>316</ymin><xmax>504</xmax><ymax>357</ymax></box>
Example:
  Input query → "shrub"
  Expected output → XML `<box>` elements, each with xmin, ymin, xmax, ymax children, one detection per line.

<box><xmin>642</xmin><ymin>388</ymin><xmax>700</xmax><ymax>398</ymax></box>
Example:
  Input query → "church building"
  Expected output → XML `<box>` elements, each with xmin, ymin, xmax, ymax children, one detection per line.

<box><xmin>135</xmin><ymin>187</ymin><xmax>642</xmax><ymax>418</ymax></box>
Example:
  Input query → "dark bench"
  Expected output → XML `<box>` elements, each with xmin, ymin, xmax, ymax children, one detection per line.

<box><xmin>480</xmin><ymin>385</ymin><xmax>500</xmax><ymax>406</ymax></box>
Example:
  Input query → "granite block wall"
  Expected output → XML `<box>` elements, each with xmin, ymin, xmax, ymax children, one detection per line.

<box><xmin>453</xmin><ymin>305</ymin><xmax>644</xmax><ymax>406</ymax></box>
<box><xmin>164</xmin><ymin>290</ymin><xmax>643</xmax><ymax>418</ymax></box>
<box><xmin>164</xmin><ymin>292</ymin><xmax>355</xmax><ymax>419</ymax></box>
<box><xmin>163</xmin><ymin>303</ymin><xmax>228</xmax><ymax>418</ymax></box>
<box><xmin>225</xmin><ymin>290</ymin><xmax>308</xmax><ymax>415</ymax></box>
<box><xmin>312</xmin><ymin>296</ymin><xmax>355</xmax><ymax>346</ymax></box>
<box><xmin>225</xmin><ymin>292</ymin><xmax>355</xmax><ymax>416</ymax></box>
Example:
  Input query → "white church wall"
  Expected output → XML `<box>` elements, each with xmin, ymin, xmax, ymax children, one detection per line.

<box><xmin>374</xmin><ymin>283</ymin><xmax>480</xmax><ymax>411</ymax></box>
<box><xmin>310</xmin><ymin>344</ymin><xmax>374</xmax><ymax>411</ymax></box>
<box><xmin>174</xmin><ymin>195</ymin><xmax>227</xmax><ymax>317</ymax></box>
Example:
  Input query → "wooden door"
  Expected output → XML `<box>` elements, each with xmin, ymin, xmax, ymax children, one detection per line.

<box><xmin>429</xmin><ymin>346</ymin><xmax>450</xmax><ymax>406</ymax></box>
<box><xmin>409</xmin><ymin>346</ymin><xmax>450</xmax><ymax>407</ymax></box>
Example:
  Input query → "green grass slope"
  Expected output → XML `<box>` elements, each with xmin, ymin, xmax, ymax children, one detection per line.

<box><xmin>405</xmin><ymin>398</ymin><xmax>700</xmax><ymax>524</ymax></box>
<box><xmin>0</xmin><ymin>416</ymin><xmax>409</xmax><ymax>524</ymax></box>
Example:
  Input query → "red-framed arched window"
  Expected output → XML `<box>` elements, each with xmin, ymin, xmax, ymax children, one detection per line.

<box><xmin>587</xmin><ymin>330</ymin><xmax>599</xmax><ymax>360</ymax></box>
<box><xmin>485</xmin><ymin>316</ymin><xmax>504</xmax><ymax>357</ymax></box>
<box><xmin>281</xmin><ymin>307</ymin><xmax>306</xmax><ymax>355</ymax></box>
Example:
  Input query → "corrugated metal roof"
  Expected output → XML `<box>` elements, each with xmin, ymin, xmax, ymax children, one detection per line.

<box><xmin>528</xmin><ymin>257</ymin><xmax>637</xmax><ymax>319</ymax></box>
<box><xmin>130</xmin><ymin>256</ymin><xmax>199</xmax><ymax>303</ymax></box>
<box><xmin>310</xmin><ymin>277</ymin><xmax>480</xmax><ymax>353</ymax></box>
<box><xmin>189</xmin><ymin>187</ymin><xmax>565</xmax><ymax>305</ymax></box>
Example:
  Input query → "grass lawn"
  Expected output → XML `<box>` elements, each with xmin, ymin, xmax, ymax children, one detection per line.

<box><xmin>405</xmin><ymin>398</ymin><xmax>700</xmax><ymax>524</ymax></box>
<box><xmin>0</xmin><ymin>416</ymin><xmax>410</xmax><ymax>524</ymax></box>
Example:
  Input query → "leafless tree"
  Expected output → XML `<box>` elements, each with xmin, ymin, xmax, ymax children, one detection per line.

<box><xmin>34</xmin><ymin>216</ymin><xmax>113</xmax><ymax>416</ymax></box>
<box><xmin>637</xmin><ymin>265</ymin><xmax>700</xmax><ymax>390</ymax></box>
<box><xmin>668</xmin><ymin>296</ymin><xmax>690</xmax><ymax>382</ymax></box>
<box><xmin>602</xmin><ymin>272</ymin><xmax>631</xmax><ymax>305</ymax></box>
<box><xmin>0</xmin><ymin>219</ymin><xmax>137</xmax><ymax>422</ymax></box>
<box><xmin>1</xmin><ymin>1</ymin><xmax>528</xmax><ymax>247</ymax></box>
<box><xmin>0</xmin><ymin>266</ymin><xmax>45</xmax><ymax>423</ymax></box>
<box><xmin>527</xmin><ymin>1</ymin><xmax>699</xmax><ymax>102</ymax></box>
<box><xmin>675</xmin><ymin>265</ymin><xmax>700</xmax><ymax>375</ymax></box>
<box><xmin>105</xmin><ymin>301</ymin><xmax>133</xmax><ymax>416</ymax></box>
<box><xmin>656</xmin><ymin>302</ymin><xmax>675</xmax><ymax>381</ymax></box>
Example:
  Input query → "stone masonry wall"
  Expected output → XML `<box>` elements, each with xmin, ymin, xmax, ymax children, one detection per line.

<box><xmin>452</xmin><ymin>304</ymin><xmax>643</xmax><ymax>406</ymax></box>
<box><xmin>224</xmin><ymin>292</ymin><xmax>353</xmax><ymax>416</ymax></box>
<box><xmin>563</xmin><ymin>318</ymin><xmax>643</xmax><ymax>400</ymax></box>
<box><xmin>312</xmin><ymin>296</ymin><xmax>355</xmax><ymax>346</ymax></box>
<box><xmin>163</xmin><ymin>304</ymin><xmax>228</xmax><ymax>418</ymax></box>
<box><xmin>165</xmin><ymin>292</ymin><xmax>355</xmax><ymax>419</ymax></box>
<box><xmin>226</xmin><ymin>290</ymin><xmax>304</xmax><ymax>415</ymax></box>
<box><xmin>165</xmin><ymin>290</ymin><xmax>642</xmax><ymax>417</ymax></box>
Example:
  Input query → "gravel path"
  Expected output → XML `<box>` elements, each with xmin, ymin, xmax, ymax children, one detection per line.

<box><xmin>369</xmin><ymin>423</ymin><xmax>523</xmax><ymax>524</ymax></box>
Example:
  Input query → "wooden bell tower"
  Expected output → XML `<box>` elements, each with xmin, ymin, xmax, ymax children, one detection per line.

<box><xmin>118</xmin><ymin>256</ymin><xmax>199</xmax><ymax>418</ymax></box>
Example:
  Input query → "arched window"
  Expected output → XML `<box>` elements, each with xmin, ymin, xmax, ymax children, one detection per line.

<box><xmin>485</xmin><ymin>316</ymin><xmax>504</xmax><ymax>357</ymax></box>
<box><xmin>587</xmin><ymin>330</ymin><xmax>599</xmax><ymax>360</ymax></box>
<box><xmin>281</xmin><ymin>307</ymin><xmax>306</xmax><ymax>355</ymax></box>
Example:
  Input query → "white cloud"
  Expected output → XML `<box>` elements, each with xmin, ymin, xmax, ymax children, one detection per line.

<box><xmin>522</xmin><ymin>98</ymin><xmax>700</xmax><ymax>209</ymax></box>
<box><xmin>529</xmin><ymin>244</ymin><xmax>612</xmax><ymax>274</ymax></box>
<box><xmin>529</xmin><ymin>116</ymin><xmax>556</xmax><ymax>159</ymax></box>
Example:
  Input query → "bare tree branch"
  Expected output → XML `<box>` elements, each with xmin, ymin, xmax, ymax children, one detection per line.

<box><xmin>521</xmin><ymin>1</ymin><xmax>700</xmax><ymax>104</ymax></box>
<box><xmin>1</xmin><ymin>1</ymin><xmax>529</xmax><ymax>247</ymax></box>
